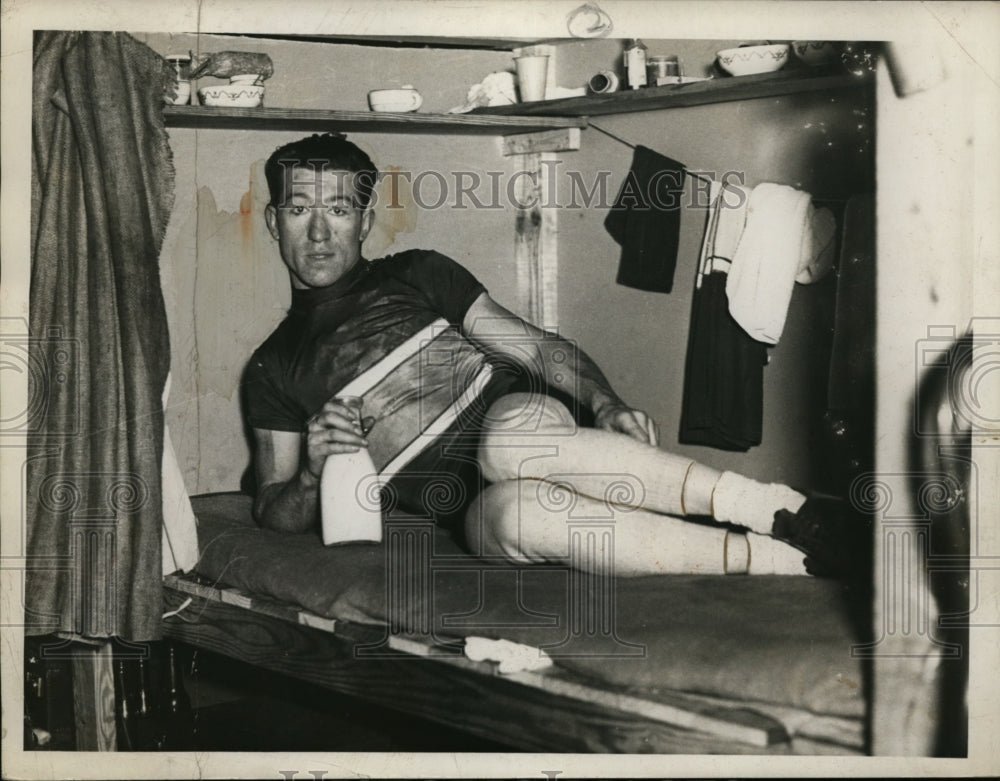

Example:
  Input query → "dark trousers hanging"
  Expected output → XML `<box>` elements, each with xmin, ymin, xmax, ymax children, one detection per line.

<box><xmin>679</xmin><ymin>272</ymin><xmax>767</xmax><ymax>451</ymax></box>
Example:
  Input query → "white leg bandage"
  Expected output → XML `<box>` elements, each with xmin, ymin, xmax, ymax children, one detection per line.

<box><xmin>747</xmin><ymin>532</ymin><xmax>810</xmax><ymax>575</ymax></box>
<box><xmin>712</xmin><ymin>471</ymin><xmax>807</xmax><ymax>536</ymax></box>
<box><xmin>724</xmin><ymin>531</ymin><xmax>751</xmax><ymax>575</ymax></box>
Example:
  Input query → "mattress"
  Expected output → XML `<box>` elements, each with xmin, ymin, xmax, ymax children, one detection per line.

<box><xmin>187</xmin><ymin>492</ymin><xmax>868</xmax><ymax>750</ymax></box>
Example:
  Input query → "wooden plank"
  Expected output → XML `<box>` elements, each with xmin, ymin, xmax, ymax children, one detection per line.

<box><xmin>474</xmin><ymin>68</ymin><xmax>872</xmax><ymax>117</ymax></box>
<box><xmin>162</xmin><ymin>106</ymin><xmax>586</xmax><ymax>135</ymax></box>
<box><xmin>237</xmin><ymin>33</ymin><xmax>561</xmax><ymax>51</ymax></box>
<box><xmin>502</xmin><ymin>128</ymin><xmax>581</xmax><ymax>156</ymax></box>
<box><xmin>537</xmin><ymin>152</ymin><xmax>558</xmax><ymax>329</ymax></box>
<box><xmin>71</xmin><ymin>641</ymin><xmax>116</xmax><ymax>751</ymax></box>
<box><xmin>161</xmin><ymin>584</ymin><xmax>788</xmax><ymax>754</ymax></box>
<box><xmin>513</xmin><ymin>152</ymin><xmax>541</xmax><ymax>324</ymax></box>
<box><xmin>164</xmin><ymin>573</ymin><xmax>337</xmax><ymax>633</ymax></box>
<box><xmin>512</xmin><ymin>152</ymin><xmax>557</xmax><ymax>328</ymax></box>
<box><xmin>503</xmin><ymin>669</ymin><xmax>785</xmax><ymax>747</ymax></box>
<box><xmin>384</xmin><ymin>636</ymin><xmax>785</xmax><ymax>747</ymax></box>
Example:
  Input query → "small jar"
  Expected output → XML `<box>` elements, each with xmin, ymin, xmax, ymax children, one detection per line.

<box><xmin>648</xmin><ymin>55</ymin><xmax>680</xmax><ymax>82</ymax></box>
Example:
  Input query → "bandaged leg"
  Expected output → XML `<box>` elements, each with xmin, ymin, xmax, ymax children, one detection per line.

<box><xmin>711</xmin><ymin>471</ymin><xmax>807</xmax><ymax>535</ymax></box>
<box><xmin>465</xmin><ymin>480</ymin><xmax>807</xmax><ymax>576</ymax></box>
<box><xmin>477</xmin><ymin>393</ymin><xmax>694</xmax><ymax>515</ymax></box>
<box><xmin>478</xmin><ymin>394</ymin><xmax>806</xmax><ymax>528</ymax></box>
<box><xmin>474</xmin><ymin>394</ymin><xmax>808</xmax><ymax>575</ymax></box>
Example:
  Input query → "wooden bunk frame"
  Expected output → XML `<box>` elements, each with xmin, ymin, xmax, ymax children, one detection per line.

<box><xmin>158</xmin><ymin>573</ymin><xmax>811</xmax><ymax>754</ymax></box>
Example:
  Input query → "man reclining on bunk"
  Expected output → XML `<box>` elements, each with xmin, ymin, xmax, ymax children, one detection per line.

<box><xmin>244</xmin><ymin>133</ymin><xmax>860</xmax><ymax>579</ymax></box>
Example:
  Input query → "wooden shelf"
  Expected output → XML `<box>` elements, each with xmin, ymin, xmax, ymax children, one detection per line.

<box><xmin>161</xmin><ymin>69</ymin><xmax>869</xmax><ymax>137</ymax></box>
<box><xmin>236</xmin><ymin>33</ymin><xmax>562</xmax><ymax>51</ymax></box>
<box><xmin>162</xmin><ymin>105</ymin><xmax>587</xmax><ymax>135</ymax></box>
<box><xmin>472</xmin><ymin>67</ymin><xmax>873</xmax><ymax>118</ymax></box>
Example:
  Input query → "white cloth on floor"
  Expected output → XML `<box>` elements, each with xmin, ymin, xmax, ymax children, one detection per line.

<box><xmin>726</xmin><ymin>183</ymin><xmax>836</xmax><ymax>344</ymax></box>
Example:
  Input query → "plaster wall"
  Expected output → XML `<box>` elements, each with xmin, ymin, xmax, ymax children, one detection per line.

<box><xmin>549</xmin><ymin>39</ymin><xmax>874</xmax><ymax>490</ymax></box>
<box><xmin>144</xmin><ymin>33</ymin><xmax>875</xmax><ymax>494</ymax></box>
<box><xmin>140</xmin><ymin>32</ymin><xmax>524</xmax><ymax>492</ymax></box>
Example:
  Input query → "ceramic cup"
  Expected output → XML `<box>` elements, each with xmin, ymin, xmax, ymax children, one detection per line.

<box><xmin>368</xmin><ymin>87</ymin><xmax>423</xmax><ymax>112</ymax></box>
<box><xmin>514</xmin><ymin>55</ymin><xmax>549</xmax><ymax>102</ymax></box>
<box><xmin>165</xmin><ymin>80</ymin><xmax>191</xmax><ymax>105</ymax></box>
<box><xmin>588</xmin><ymin>70</ymin><xmax>619</xmax><ymax>94</ymax></box>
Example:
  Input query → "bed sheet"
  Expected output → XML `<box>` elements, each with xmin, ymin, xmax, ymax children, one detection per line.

<box><xmin>187</xmin><ymin>492</ymin><xmax>868</xmax><ymax>724</ymax></box>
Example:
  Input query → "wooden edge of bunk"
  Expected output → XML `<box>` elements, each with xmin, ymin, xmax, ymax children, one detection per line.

<box><xmin>164</xmin><ymin>572</ymin><xmax>338</xmax><ymax>633</ymax></box>
<box><xmin>162</xmin><ymin>572</ymin><xmax>792</xmax><ymax>752</ymax></box>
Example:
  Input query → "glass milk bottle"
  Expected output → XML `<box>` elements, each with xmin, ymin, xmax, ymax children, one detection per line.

<box><xmin>320</xmin><ymin>396</ymin><xmax>383</xmax><ymax>545</ymax></box>
<box><xmin>624</xmin><ymin>39</ymin><xmax>648</xmax><ymax>89</ymax></box>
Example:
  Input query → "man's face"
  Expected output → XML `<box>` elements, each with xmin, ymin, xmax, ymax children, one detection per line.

<box><xmin>265</xmin><ymin>165</ymin><xmax>374</xmax><ymax>290</ymax></box>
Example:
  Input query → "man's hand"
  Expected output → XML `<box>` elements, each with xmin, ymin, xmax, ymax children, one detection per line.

<box><xmin>303</xmin><ymin>397</ymin><xmax>369</xmax><ymax>480</ymax></box>
<box><xmin>594</xmin><ymin>402</ymin><xmax>660</xmax><ymax>447</ymax></box>
<box><xmin>462</xmin><ymin>293</ymin><xmax>661</xmax><ymax>448</ymax></box>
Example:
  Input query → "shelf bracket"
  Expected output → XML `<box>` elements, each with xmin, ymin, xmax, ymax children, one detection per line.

<box><xmin>501</xmin><ymin>128</ymin><xmax>581</xmax><ymax>157</ymax></box>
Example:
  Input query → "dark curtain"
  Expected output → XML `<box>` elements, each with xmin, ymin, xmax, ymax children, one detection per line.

<box><xmin>27</xmin><ymin>31</ymin><xmax>175</xmax><ymax>641</ymax></box>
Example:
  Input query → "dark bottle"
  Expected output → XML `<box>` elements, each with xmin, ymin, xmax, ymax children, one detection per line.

<box><xmin>113</xmin><ymin>658</ymin><xmax>134</xmax><ymax>751</ymax></box>
<box><xmin>163</xmin><ymin>643</ymin><xmax>194</xmax><ymax>749</ymax></box>
<box><xmin>131</xmin><ymin>655</ymin><xmax>165</xmax><ymax>750</ymax></box>
<box><xmin>136</xmin><ymin>657</ymin><xmax>151</xmax><ymax>718</ymax></box>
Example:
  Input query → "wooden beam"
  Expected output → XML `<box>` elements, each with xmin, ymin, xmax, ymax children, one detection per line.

<box><xmin>161</xmin><ymin>583</ymin><xmax>788</xmax><ymax>754</ymax></box>
<box><xmin>71</xmin><ymin>641</ymin><xmax>116</xmax><ymax>751</ymax></box>
<box><xmin>163</xmin><ymin>106</ymin><xmax>586</xmax><ymax>135</ymax></box>
<box><xmin>236</xmin><ymin>33</ymin><xmax>563</xmax><ymax>51</ymax></box>
<box><xmin>501</xmin><ymin>128</ymin><xmax>581</xmax><ymax>156</ymax></box>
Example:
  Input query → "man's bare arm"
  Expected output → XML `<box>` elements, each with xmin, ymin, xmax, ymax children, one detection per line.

<box><xmin>252</xmin><ymin>397</ymin><xmax>370</xmax><ymax>532</ymax></box>
<box><xmin>461</xmin><ymin>292</ymin><xmax>658</xmax><ymax>445</ymax></box>
<box><xmin>252</xmin><ymin>428</ymin><xmax>320</xmax><ymax>532</ymax></box>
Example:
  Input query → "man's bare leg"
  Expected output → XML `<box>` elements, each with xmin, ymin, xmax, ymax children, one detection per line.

<box><xmin>471</xmin><ymin>393</ymin><xmax>810</xmax><ymax>576</ymax></box>
<box><xmin>466</xmin><ymin>480</ymin><xmax>809</xmax><ymax>575</ymax></box>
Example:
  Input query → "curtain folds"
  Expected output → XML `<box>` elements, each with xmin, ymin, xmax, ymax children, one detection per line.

<box><xmin>27</xmin><ymin>31</ymin><xmax>175</xmax><ymax>641</ymax></box>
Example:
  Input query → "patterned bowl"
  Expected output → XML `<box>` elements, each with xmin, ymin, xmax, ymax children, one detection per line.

<box><xmin>716</xmin><ymin>44</ymin><xmax>790</xmax><ymax>76</ymax></box>
<box><xmin>792</xmin><ymin>41</ymin><xmax>843</xmax><ymax>66</ymax></box>
<box><xmin>197</xmin><ymin>83</ymin><xmax>264</xmax><ymax>107</ymax></box>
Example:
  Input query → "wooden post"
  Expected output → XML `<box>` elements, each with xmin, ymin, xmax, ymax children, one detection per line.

<box><xmin>71</xmin><ymin>641</ymin><xmax>117</xmax><ymax>750</ymax></box>
<box><xmin>871</xmin><ymin>50</ymin><xmax>978</xmax><ymax>756</ymax></box>
<box><xmin>503</xmin><ymin>128</ymin><xmax>580</xmax><ymax>329</ymax></box>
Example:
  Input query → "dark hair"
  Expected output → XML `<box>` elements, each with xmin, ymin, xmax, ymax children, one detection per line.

<box><xmin>264</xmin><ymin>133</ymin><xmax>378</xmax><ymax>208</ymax></box>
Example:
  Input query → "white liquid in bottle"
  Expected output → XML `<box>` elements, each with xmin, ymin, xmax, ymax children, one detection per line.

<box><xmin>319</xmin><ymin>396</ymin><xmax>383</xmax><ymax>545</ymax></box>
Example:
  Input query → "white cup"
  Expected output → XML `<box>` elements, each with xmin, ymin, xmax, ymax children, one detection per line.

<box><xmin>165</xmin><ymin>80</ymin><xmax>191</xmax><ymax>105</ymax></box>
<box><xmin>514</xmin><ymin>55</ymin><xmax>549</xmax><ymax>102</ymax></box>
<box><xmin>368</xmin><ymin>87</ymin><xmax>423</xmax><ymax>112</ymax></box>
